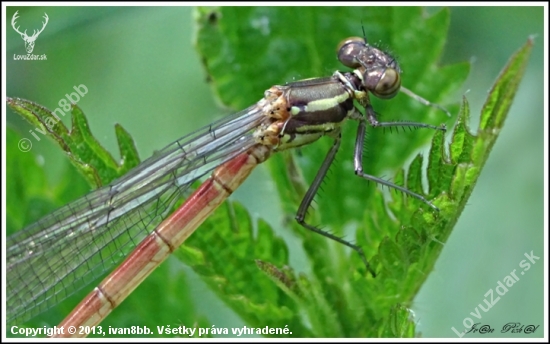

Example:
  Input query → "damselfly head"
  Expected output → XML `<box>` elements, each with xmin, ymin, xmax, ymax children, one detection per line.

<box><xmin>337</xmin><ymin>36</ymin><xmax>401</xmax><ymax>99</ymax></box>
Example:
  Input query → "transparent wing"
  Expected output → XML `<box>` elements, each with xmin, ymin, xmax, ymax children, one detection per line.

<box><xmin>7</xmin><ymin>103</ymin><xmax>268</xmax><ymax>325</ymax></box>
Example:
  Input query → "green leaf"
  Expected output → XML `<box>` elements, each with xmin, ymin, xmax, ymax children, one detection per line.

<box><xmin>177</xmin><ymin>202</ymin><xmax>310</xmax><ymax>337</ymax></box>
<box><xmin>7</xmin><ymin>97</ymin><xmax>140</xmax><ymax>187</ymax></box>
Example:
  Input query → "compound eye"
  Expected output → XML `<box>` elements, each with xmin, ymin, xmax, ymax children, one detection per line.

<box><xmin>373</xmin><ymin>68</ymin><xmax>401</xmax><ymax>99</ymax></box>
<box><xmin>337</xmin><ymin>36</ymin><xmax>365</xmax><ymax>68</ymax></box>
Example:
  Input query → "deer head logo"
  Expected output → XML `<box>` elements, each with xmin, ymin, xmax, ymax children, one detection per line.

<box><xmin>11</xmin><ymin>11</ymin><xmax>49</xmax><ymax>54</ymax></box>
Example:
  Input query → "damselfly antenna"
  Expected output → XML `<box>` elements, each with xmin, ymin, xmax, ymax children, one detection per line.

<box><xmin>400</xmin><ymin>86</ymin><xmax>452</xmax><ymax>117</ymax></box>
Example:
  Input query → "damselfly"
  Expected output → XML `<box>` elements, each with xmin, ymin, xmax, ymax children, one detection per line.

<box><xmin>7</xmin><ymin>35</ymin><xmax>448</xmax><ymax>337</ymax></box>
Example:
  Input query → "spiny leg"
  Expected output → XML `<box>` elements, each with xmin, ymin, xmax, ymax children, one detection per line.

<box><xmin>353</xmin><ymin>103</ymin><xmax>446</xmax><ymax>211</ymax></box>
<box><xmin>295</xmin><ymin>133</ymin><xmax>376</xmax><ymax>276</ymax></box>
<box><xmin>356</xmin><ymin>102</ymin><xmax>447</xmax><ymax>132</ymax></box>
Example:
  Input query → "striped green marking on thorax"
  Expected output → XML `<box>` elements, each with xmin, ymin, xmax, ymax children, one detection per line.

<box><xmin>289</xmin><ymin>91</ymin><xmax>351</xmax><ymax>116</ymax></box>
<box><xmin>275</xmin><ymin>78</ymin><xmax>356</xmax><ymax>151</ymax></box>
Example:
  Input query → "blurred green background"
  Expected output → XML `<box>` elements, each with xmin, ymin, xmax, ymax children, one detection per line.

<box><xmin>5</xmin><ymin>6</ymin><xmax>543</xmax><ymax>338</ymax></box>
